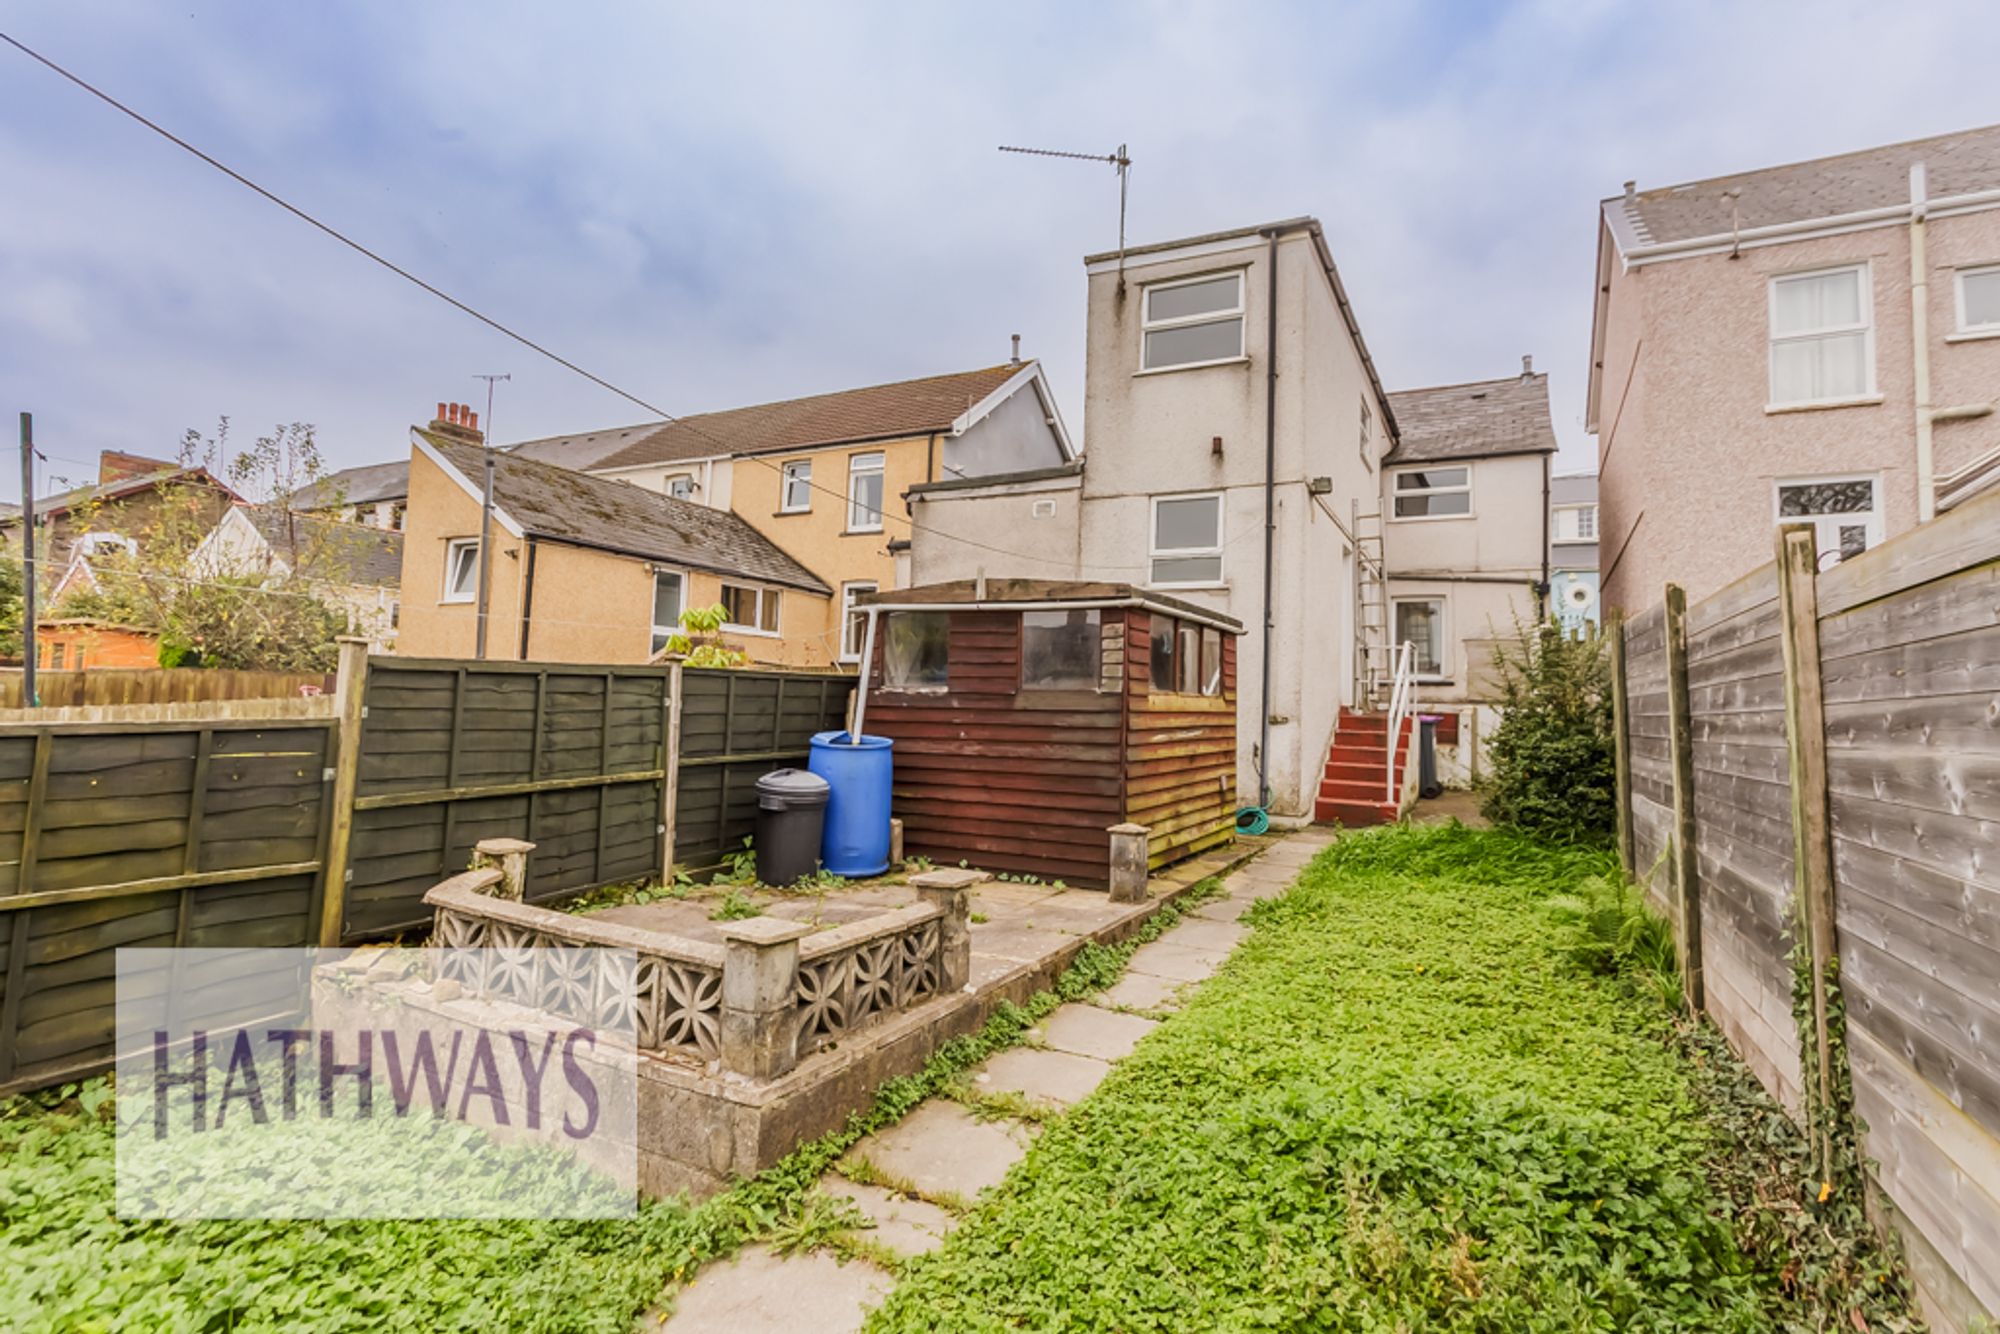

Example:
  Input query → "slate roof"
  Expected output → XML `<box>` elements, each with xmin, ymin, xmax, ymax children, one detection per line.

<box><xmin>420</xmin><ymin>433</ymin><xmax>829</xmax><ymax>595</ymax></box>
<box><xmin>235</xmin><ymin>505</ymin><xmax>404</xmax><ymax>588</ymax></box>
<box><xmin>1384</xmin><ymin>373</ymin><xmax>1559</xmax><ymax>463</ymax></box>
<box><xmin>1610</xmin><ymin>122</ymin><xmax>2000</xmax><ymax>248</ymax></box>
<box><xmin>566</xmin><ymin>364</ymin><xmax>1025</xmax><ymax>472</ymax></box>
<box><xmin>2</xmin><ymin>464</ymin><xmax>233</xmax><ymax>525</ymax></box>
<box><xmin>293</xmin><ymin>460</ymin><xmax>411</xmax><ymax>510</ymax></box>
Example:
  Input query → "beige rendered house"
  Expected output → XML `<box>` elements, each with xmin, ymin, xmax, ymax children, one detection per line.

<box><xmin>395</xmin><ymin>430</ymin><xmax>832</xmax><ymax>665</ymax></box>
<box><xmin>191</xmin><ymin>503</ymin><xmax>404</xmax><ymax>650</ymax></box>
<box><xmin>1588</xmin><ymin>123</ymin><xmax>2000</xmax><ymax>613</ymax></box>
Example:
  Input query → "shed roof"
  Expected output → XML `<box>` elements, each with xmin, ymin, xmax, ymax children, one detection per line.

<box><xmin>1384</xmin><ymin>373</ymin><xmax>1558</xmax><ymax>463</ymax></box>
<box><xmin>534</xmin><ymin>364</ymin><xmax>1028</xmax><ymax>474</ymax></box>
<box><xmin>1607</xmin><ymin>122</ymin><xmax>2000</xmax><ymax>251</ymax></box>
<box><xmin>859</xmin><ymin>579</ymin><xmax>1242</xmax><ymax>634</ymax></box>
<box><xmin>418</xmin><ymin>432</ymin><xmax>830</xmax><ymax>596</ymax></box>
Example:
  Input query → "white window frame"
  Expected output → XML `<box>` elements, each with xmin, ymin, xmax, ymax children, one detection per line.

<box><xmin>839</xmin><ymin>580</ymin><xmax>877</xmax><ymax>663</ymax></box>
<box><xmin>1772</xmin><ymin>473</ymin><xmax>1884</xmax><ymax>569</ymax></box>
<box><xmin>780</xmin><ymin>459</ymin><xmax>813</xmax><ymax>513</ymax></box>
<box><xmin>1139</xmin><ymin>270</ymin><xmax>1247</xmax><ymax>373</ymax></box>
<box><xmin>442</xmin><ymin>537</ymin><xmax>480</xmax><ymax>603</ymax></box>
<box><xmin>719</xmin><ymin>581</ymin><xmax>781</xmax><ymax>637</ymax></box>
<box><xmin>1552</xmin><ymin>503</ymin><xmax>1597</xmax><ymax>543</ymax></box>
<box><xmin>1148</xmin><ymin>491</ymin><xmax>1225</xmax><ymax>588</ymax></box>
<box><xmin>1388</xmin><ymin>465</ymin><xmax>1474</xmax><ymax>522</ymax></box>
<box><xmin>847</xmin><ymin>452</ymin><xmax>885</xmax><ymax>533</ymax></box>
<box><xmin>664</xmin><ymin>473</ymin><xmax>696</xmax><ymax>501</ymax></box>
<box><xmin>73</xmin><ymin>531</ymin><xmax>137</xmax><ymax>558</ymax></box>
<box><xmin>650</xmin><ymin>568</ymin><xmax>686</xmax><ymax>655</ymax></box>
<box><xmin>1767</xmin><ymin>262</ymin><xmax>1876</xmax><ymax>408</ymax></box>
<box><xmin>1391</xmin><ymin>596</ymin><xmax>1450</xmax><ymax>681</ymax></box>
<box><xmin>1954</xmin><ymin>263</ymin><xmax>2000</xmax><ymax>336</ymax></box>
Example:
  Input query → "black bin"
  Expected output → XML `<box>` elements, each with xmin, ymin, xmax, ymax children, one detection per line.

<box><xmin>1416</xmin><ymin>715</ymin><xmax>1444</xmax><ymax>800</ymax></box>
<box><xmin>754</xmin><ymin>768</ymin><xmax>832</xmax><ymax>885</ymax></box>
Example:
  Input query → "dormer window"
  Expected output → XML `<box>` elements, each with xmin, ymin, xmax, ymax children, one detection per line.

<box><xmin>1141</xmin><ymin>272</ymin><xmax>1245</xmax><ymax>371</ymax></box>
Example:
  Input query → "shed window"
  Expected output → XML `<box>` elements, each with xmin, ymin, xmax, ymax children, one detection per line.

<box><xmin>1142</xmin><ymin>272</ymin><xmax>1245</xmax><ymax>371</ymax></box>
<box><xmin>1391</xmin><ymin>467</ymin><xmax>1470</xmax><ymax>519</ymax></box>
<box><xmin>1021</xmin><ymin>610</ymin><xmax>1102</xmax><ymax>690</ymax></box>
<box><xmin>720</xmin><ymin>582</ymin><xmax>780</xmax><ymax>634</ymax></box>
<box><xmin>839</xmin><ymin>581</ymin><xmax>877</xmax><ymax>663</ymax></box>
<box><xmin>882</xmin><ymin>612</ymin><xmax>947</xmax><ymax>690</ymax></box>
<box><xmin>1149</xmin><ymin>616</ymin><xmax>1223</xmax><ymax>696</ymax></box>
<box><xmin>1770</xmin><ymin>265</ymin><xmax>1872</xmax><ymax>405</ymax></box>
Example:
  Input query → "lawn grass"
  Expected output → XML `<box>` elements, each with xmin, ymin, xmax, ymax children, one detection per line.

<box><xmin>868</xmin><ymin>824</ymin><xmax>1775</xmax><ymax>1332</ymax></box>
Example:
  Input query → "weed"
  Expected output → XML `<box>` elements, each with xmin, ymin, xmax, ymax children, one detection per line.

<box><xmin>708</xmin><ymin>889</ymin><xmax>762</xmax><ymax>922</ymax></box>
<box><xmin>766</xmin><ymin>1188</ymin><xmax>870</xmax><ymax>1258</ymax></box>
<box><xmin>969</xmin><ymin>912</ymin><xmax>990</xmax><ymax>925</ymax></box>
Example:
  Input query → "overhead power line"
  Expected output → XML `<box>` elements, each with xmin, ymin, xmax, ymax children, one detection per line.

<box><xmin>0</xmin><ymin>32</ymin><xmax>1141</xmax><ymax>572</ymax></box>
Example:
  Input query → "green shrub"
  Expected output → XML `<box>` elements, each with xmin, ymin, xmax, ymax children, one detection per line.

<box><xmin>1481</xmin><ymin>619</ymin><xmax>1615</xmax><ymax>841</ymax></box>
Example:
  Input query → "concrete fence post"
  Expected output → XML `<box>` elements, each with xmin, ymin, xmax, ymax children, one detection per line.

<box><xmin>1107</xmin><ymin>823</ymin><xmax>1150</xmax><ymax>904</ymax></box>
<box><xmin>909</xmin><ymin>868</ymin><xmax>985</xmax><ymax>992</ymax></box>
<box><xmin>471</xmin><ymin>837</ymin><xmax>535</xmax><ymax>901</ymax></box>
<box><xmin>715</xmin><ymin>917</ymin><xmax>811</xmax><ymax>1079</ymax></box>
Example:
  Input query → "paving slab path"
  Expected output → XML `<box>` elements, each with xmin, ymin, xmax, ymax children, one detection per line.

<box><xmin>654</xmin><ymin>828</ymin><xmax>1336</xmax><ymax>1332</ymax></box>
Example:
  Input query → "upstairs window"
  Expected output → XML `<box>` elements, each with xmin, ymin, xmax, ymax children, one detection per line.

<box><xmin>1770</xmin><ymin>265</ymin><xmax>1872</xmax><ymax>405</ymax></box>
<box><xmin>1141</xmin><ymin>272</ymin><xmax>1245</xmax><ymax>371</ymax></box>
<box><xmin>1957</xmin><ymin>265</ymin><xmax>2000</xmax><ymax>333</ymax></box>
<box><xmin>1776</xmin><ymin>475</ymin><xmax>1882</xmax><ymax>567</ymax></box>
<box><xmin>664</xmin><ymin>474</ymin><xmax>695</xmax><ymax>501</ymax></box>
<box><xmin>847</xmin><ymin>452</ymin><xmax>885</xmax><ymax>532</ymax></box>
<box><xmin>719</xmin><ymin>582</ymin><xmax>780</xmax><ymax>634</ymax></box>
<box><xmin>650</xmin><ymin>570</ymin><xmax>685</xmax><ymax>655</ymax></box>
<box><xmin>881</xmin><ymin>612</ymin><xmax>947</xmax><ymax>690</ymax></box>
<box><xmin>1391</xmin><ymin>467</ymin><xmax>1471</xmax><ymax>519</ymax></box>
<box><xmin>781</xmin><ymin>460</ymin><xmax>813</xmax><ymax>513</ymax></box>
<box><xmin>1150</xmin><ymin>493</ymin><xmax>1223</xmax><ymax>586</ymax></box>
<box><xmin>1021</xmin><ymin>610</ymin><xmax>1103</xmax><ymax>691</ymax></box>
<box><xmin>1552</xmin><ymin>503</ymin><xmax>1597</xmax><ymax>542</ymax></box>
<box><xmin>442</xmin><ymin>538</ymin><xmax>480</xmax><ymax>602</ymax></box>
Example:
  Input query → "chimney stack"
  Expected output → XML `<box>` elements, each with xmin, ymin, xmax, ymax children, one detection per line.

<box><xmin>98</xmin><ymin>450</ymin><xmax>180</xmax><ymax>484</ymax></box>
<box><xmin>1010</xmin><ymin>334</ymin><xmax>1021</xmax><ymax>366</ymax></box>
<box><xmin>1622</xmin><ymin>180</ymin><xmax>1636</xmax><ymax>202</ymax></box>
<box><xmin>429</xmin><ymin>400</ymin><xmax>485</xmax><ymax>444</ymax></box>
<box><xmin>1521</xmin><ymin>354</ymin><xmax>1534</xmax><ymax>377</ymax></box>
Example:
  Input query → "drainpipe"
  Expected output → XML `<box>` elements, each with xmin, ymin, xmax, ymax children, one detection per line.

<box><xmin>1911</xmin><ymin>163</ymin><xmax>1937</xmax><ymax>523</ymax></box>
<box><xmin>1539</xmin><ymin>449</ymin><xmax>1552</xmax><ymax>622</ymax></box>
<box><xmin>516</xmin><ymin>537</ymin><xmax>538</xmax><ymax>660</ymax></box>
<box><xmin>1258</xmin><ymin>229</ymin><xmax>1280</xmax><ymax>809</ymax></box>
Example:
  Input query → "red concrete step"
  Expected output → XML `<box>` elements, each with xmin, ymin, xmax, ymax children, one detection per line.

<box><xmin>1319</xmin><ymin>777</ymin><xmax>1396</xmax><ymax>802</ymax></box>
<box><xmin>1314</xmin><ymin>798</ymin><xmax>1400</xmax><ymax>827</ymax></box>
<box><xmin>1323</xmin><ymin>759</ymin><xmax>1391</xmax><ymax>784</ymax></box>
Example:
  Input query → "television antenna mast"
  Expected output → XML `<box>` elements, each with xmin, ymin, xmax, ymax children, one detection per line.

<box><xmin>999</xmin><ymin>142</ymin><xmax>1132</xmax><ymax>290</ymax></box>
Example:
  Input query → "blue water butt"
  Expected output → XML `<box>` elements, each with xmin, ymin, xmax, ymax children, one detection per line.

<box><xmin>808</xmin><ymin>730</ymin><xmax>894</xmax><ymax>876</ymax></box>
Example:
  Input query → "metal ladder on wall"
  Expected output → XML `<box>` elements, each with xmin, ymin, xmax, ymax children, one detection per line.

<box><xmin>1351</xmin><ymin>501</ymin><xmax>1391</xmax><ymax>710</ymax></box>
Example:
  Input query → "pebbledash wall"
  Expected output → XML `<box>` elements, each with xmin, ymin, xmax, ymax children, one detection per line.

<box><xmin>1614</xmin><ymin>486</ymin><xmax>2000</xmax><ymax>1332</ymax></box>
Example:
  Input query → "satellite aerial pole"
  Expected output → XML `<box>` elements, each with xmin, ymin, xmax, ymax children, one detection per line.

<box><xmin>471</xmin><ymin>372</ymin><xmax>510</xmax><ymax>661</ymax></box>
<box><xmin>999</xmin><ymin>142</ymin><xmax>1132</xmax><ymax>291</ymax></box>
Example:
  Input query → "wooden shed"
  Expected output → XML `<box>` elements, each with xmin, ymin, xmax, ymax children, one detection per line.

<box><xmin>856</xmin><ymin>580</ymin><xmax>1241</xmax><ymax>887</ymax></box>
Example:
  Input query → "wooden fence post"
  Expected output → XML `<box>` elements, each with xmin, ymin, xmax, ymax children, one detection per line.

<box><xmin>317</xmin><ymin>637</ymin><xmax>371</xmax><ymax>947</ymax></box>
<box><xmin>1608</xmin><ymin>615</ymin><xmax>1634</xmax><ymax>880</ymax></box>
<box><xmin>659</xmin><ymin>662</ymin><xmax>683</xmax><ymax>880</ymax></box>
<box><xmin>1663</xmin><ymin>584</ymin><xmax>1704</xmax><ymax>1012</ymax></box>
<box><xmin>1774</xmin><ymin>523</ymin><xmax>1841</xmax><ymax>1178</ymax></box>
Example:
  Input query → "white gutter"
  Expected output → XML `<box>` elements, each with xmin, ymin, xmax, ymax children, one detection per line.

<box><xmin>1617</xmin><ymin>186</ymin><xmax>2000</xmax><ymax>267</ymax></box>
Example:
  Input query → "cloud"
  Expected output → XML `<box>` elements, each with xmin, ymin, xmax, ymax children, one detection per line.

<box><xmin>1</xmin><ymin>0</ymin><xmax>1994</xmax><ymax>496</ymax></box>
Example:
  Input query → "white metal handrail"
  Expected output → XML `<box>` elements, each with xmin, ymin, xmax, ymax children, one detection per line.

<box><xmin>1383</xmin><ymin>639</ymin><xmax>1416</xmax><ymax>804</ymax></box>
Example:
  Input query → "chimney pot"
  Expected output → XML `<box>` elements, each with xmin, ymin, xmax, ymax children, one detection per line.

<box><xmin>1522</xmin><ymin>354</ymin><xmax>1534</xmax><ymax>377</ymax></box>
<box><xmin>1622</xmin><ymin>180</ymin><xmax>1636</xmax><ymax>201</ymax></box>
<box><xmin>467</xmin><ymin>410</ymin><xmax>479</xmax><ymax>432</ymax></box>
<box><xmin>1010</xmin><ymin>334</ymin><xmax>1021</xmax><ymax>365</ymax></box>
<box><xmin>437</xmin><ymin>401</ymin><xmax>448</xmax><ymax>423</ymax></box>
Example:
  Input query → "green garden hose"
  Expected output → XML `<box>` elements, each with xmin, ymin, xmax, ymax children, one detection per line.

<box><xmin>1234</xmin><ymin>805</ymin><xmax>1271</xmax><ymax>836</ymax></box>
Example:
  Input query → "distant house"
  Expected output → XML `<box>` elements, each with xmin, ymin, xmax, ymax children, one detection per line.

<box><xmin>396</xmin><ymin>429</ymin><xmax>834</xmax><ymax>665</ymax></box>
<box><xmin>1381</xmin><ymin>366</ymin><xmax>1559</xmax><ymax>785</ymax></box>
<box><xmin>294</xmin><ymin>458</ymin><xmax>412</xmax><ymax>532</ymax></box>
<box><xmin>34</xmin><ymin>618</ymin><xmax>160</xmax><ymax>670</ymax></box>
<box><xmin>1587</xmin><ymin>122</ymin><xmax>2000</xmax><ymax>611</ymax></box>
<box><xmin>192</xmin><ymin>503</ymin><xmax>404</xmax><ymax>649</ymax></box>
<box><xmin>0</xmin><ymin>450</ymin><xmax>236</xmax><ymax>595</ymax></box>
<box><xmin>1549</xmin><ymin>472</ymin><xmax>1599</xmax><ymax>632</ymax></box>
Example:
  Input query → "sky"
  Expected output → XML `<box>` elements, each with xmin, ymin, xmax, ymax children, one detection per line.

<box><xmin>3</xmin><ymin>0</ymin><xmax>1996</xmax><ymax>502</ymax></box>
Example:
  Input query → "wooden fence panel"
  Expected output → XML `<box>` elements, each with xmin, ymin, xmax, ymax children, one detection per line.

<box><xmin>1621</xmin><ymin>604</ymin><xmax>1674</xmax><ymax>911</ymax></box>
<box><xmin>338</xmin><ymin>657</ymin><xmax>672</xmax><ymax>940</ymax></box>
<box><xmin>672</xmin><ymin>667</ymin><xmax>852</xmax><ymax>874</ymax></box>
<box><xmin>0</xmin><ymin>718</ymin><xmax>332</xmax><ymax>1096</ymax></box>
<box><xmin>0</xmin><ymin>668</ymin><xmax>333</xmax><ymax>709</ymax></box>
